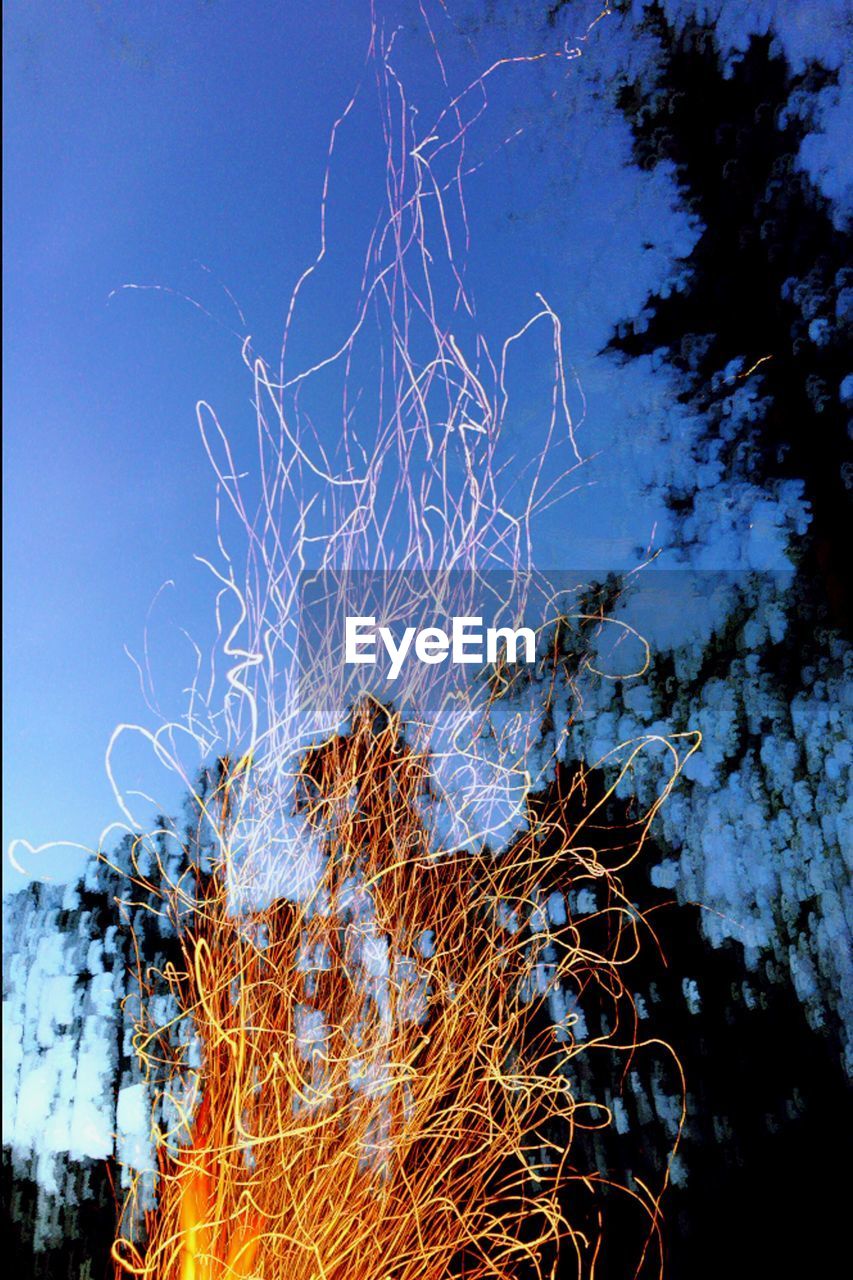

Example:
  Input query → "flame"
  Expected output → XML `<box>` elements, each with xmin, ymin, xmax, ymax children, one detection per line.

<box><xmin>179</xmin><ymin>1166</ymin><xmax>212</xmax><ymax>1280</ymax></box>
<box><xmin>112</xmin><ymin>704</ymin><xmax>687</xmax><ymax>1279</ymax></box>
<box><xmin>178</xmin><ymin>1166</ymin><xmax>259</xmax><ymax>1280</ymax></box>
<box><xmin>172</xmin><ymin>1099</ymin><xmax>261</xmax><ymax>1280</ymax></box>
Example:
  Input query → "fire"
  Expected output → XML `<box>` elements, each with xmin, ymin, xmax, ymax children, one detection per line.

<box><xmin>177</xmin><ymin>1167</ymin><xmax>260</xmax><ymax>1280</ymax></box>
<box><xmin>104</xmin><ymin>6</ymin><xmax>687</xmax><ymax>1275</ymax></box>
<box><xmin>174</xmin><ymin>1098</ymin><xmax>260</xmax><ymax>1280</ymax></box>
<box><xmin>112</xmin><ymin>703</ymin><xmax>683</xmax><ymax>1279</ymax></box>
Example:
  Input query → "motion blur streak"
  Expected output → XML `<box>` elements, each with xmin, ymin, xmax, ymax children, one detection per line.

<box><xmin>107</xmin><ymin>5</ymin><xmax>690</xmax><ymax>1277</ymax></box>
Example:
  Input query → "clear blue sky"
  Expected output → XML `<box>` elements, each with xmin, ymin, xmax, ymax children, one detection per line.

<box><xmin>4</xmin><ymin>0</ymin><xmax>845</xmax><ymax>890</ymax></box>
<box><xmin>4</xmin><ymin>0</ymin><xmax>392</xmax><ymax>886</ymax></box>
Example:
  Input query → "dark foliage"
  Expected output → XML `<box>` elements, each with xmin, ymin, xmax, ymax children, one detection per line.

<box><xmin>608</xmin><ymin>4</ymin><xmax>851</xmax><ymax>629</ymax></box>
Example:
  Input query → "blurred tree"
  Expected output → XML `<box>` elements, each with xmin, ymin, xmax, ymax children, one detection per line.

<box><xmin>606</xmin><ymin>2</ymin><xmax>851</xmax><ymax>627</ymax></box>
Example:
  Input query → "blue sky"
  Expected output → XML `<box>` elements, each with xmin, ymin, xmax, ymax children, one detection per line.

<box><xmin>5</xmin><ymin>0</ymin><xmax>383</xmax><ymax>882</ymax></box>
<box><xmin>4</xmin><ymin>0</ymin><xmax>849</xmax><ymax>890</ymax></box>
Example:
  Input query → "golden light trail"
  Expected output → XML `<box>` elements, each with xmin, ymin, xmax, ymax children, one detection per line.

<box><xmin>113</xmin><ymin>703</ymin><xmax>689</xmax><ymax>1280</ymax></box>
<box><xmin>105</xmin><ymin>5</ymin><xmax>691</xmax><ymax>1276</ymax></box>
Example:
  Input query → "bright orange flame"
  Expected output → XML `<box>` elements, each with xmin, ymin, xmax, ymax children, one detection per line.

<box><xmin>179</xmin><ymin>1165</ymin><xmax>212</xmax><ymax>1280</ymax></box>
<box><xmin>177</xmin><ymin>1139</ymin><xmax>260</xmax><ymax>1279</ymax></box>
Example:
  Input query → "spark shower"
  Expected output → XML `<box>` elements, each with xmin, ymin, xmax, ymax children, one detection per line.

<box><xmin>21</xmin><ymin>5</ymin><xmax>694</xmax><ymax>1278</ymax></box>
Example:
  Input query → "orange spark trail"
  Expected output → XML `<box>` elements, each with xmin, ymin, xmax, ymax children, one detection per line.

<box><xmin>113</xmin><ymin>704</ymin><xmax>687</xmax><ymax>1279</ymax></box>
<box><xmin>104</xmin><ymin>5</ymin><xmax>691</xmax><ymax>1277</ymax></box>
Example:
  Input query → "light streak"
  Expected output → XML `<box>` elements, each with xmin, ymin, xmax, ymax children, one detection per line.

<box><xmin>103</xmin><ymin>5</ymin><xmax>693</xmax><ymax>1277</ymax></box>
